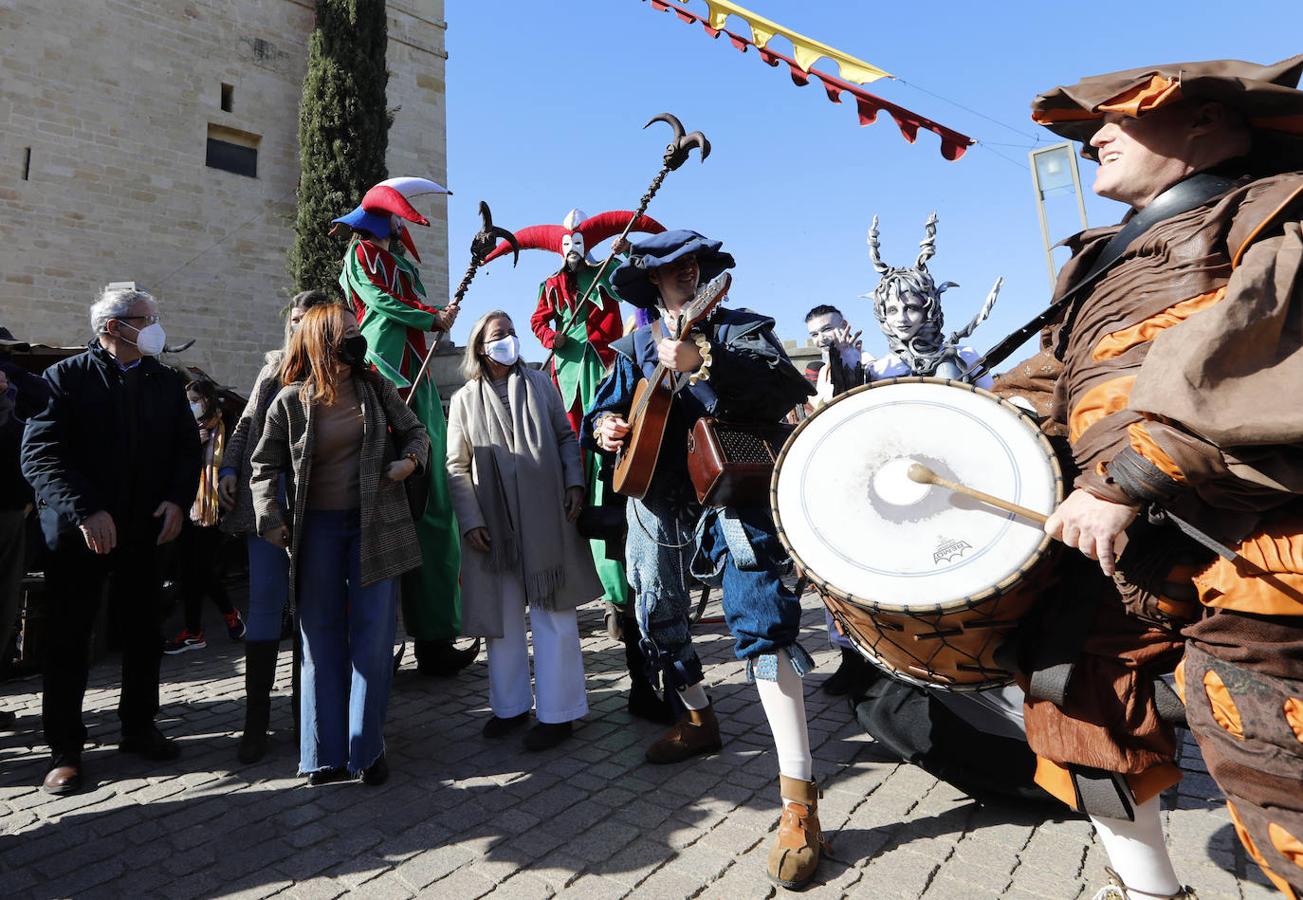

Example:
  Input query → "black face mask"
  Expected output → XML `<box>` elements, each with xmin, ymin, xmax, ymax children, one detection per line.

<box><xmin>339</xmin><ymin>334</ymin><xmax>369</xmax><ymax>367</ymax></box>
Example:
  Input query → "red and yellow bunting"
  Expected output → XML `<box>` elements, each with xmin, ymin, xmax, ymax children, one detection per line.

<box><xmin>645</xmin><ymin>0</ymin><xmax>974</xmax><ymax>161</ymax></box>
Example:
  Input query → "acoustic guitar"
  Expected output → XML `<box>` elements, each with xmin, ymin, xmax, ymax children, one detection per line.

<box><xmin>611</xmin><ymin>272</ymin><xmax>732</xmax><ymax>499</ymax></box>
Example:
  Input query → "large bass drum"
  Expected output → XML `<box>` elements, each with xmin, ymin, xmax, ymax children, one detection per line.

<box><xmin>771</xmin><ymin>378</ymin><xmax>1063</xmax><ymax>691</ymax></box>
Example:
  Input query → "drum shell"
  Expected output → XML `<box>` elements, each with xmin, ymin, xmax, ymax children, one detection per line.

<box><xmin>771</xmin><ymin>378</ymin><xmax>1066</xmax><ymax>691</ymax></box>
<box><xmin>822</xmin><ymin>554</ymin><xmax>1057</xmax><ymax>691</ymax></box>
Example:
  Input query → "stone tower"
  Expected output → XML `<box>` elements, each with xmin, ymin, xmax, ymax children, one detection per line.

<box><xmin>0</xmin><ymin>0</ymin><xmax>449</xmax><ymax>389</ymax></box>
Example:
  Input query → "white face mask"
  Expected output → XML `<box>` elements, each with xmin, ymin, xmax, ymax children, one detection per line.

<box><xmin>560</xmin><ymin>232</ymin><xmax>586</xmax><ymax>262</ymax></box>
<box><xmin>484</xmin><ymin>335</ymin><xmax>520</xmax><ymax>367</ymax></box>
<box><xmin>189</xmin><ymin>401</ymin><xmax>205</xmax><ymax>420</ymax></box>
<box><xmin>119</xmin><ymin>321</ymin><xmax>167</xmax><ymax>356</ymax></box>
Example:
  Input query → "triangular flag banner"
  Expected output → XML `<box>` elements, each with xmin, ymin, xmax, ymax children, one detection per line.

<box><xmin>646</xmin><ymin>0</ymin><xmax>974</xmax><ymax>161</ymax></box>
<box><xmin>695</xmin><ymin>0</ymin><xmax>892</xmax><ymax>84</ymax></box>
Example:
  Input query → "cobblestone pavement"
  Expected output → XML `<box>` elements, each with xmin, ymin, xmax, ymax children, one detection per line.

<box><xmin>0</xmin><ymin>591</ymin><xmax>1278</xmax><ymax>899</ymax></box>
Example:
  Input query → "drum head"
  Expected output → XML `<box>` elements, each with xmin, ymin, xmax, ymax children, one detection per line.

<box><xmin>772</xmin><ymin>379</ymin><xmax>1062</xmax><ymax>613</ymax></box>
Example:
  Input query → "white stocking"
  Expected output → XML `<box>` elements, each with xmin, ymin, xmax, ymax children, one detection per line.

<box><xmin>755</xmin><ymin>649</ymin><xmax>813</xmax><ymax>797</ymax></box>
<box><xmin>677</xmin><ymin>681</ymin><xmax>709</xmax><ymax>711</ymax></box>
<box><xmin>1090</xmin><ymin>796</ymin><xmax>1181</xmax><ymax>898</ymax></box>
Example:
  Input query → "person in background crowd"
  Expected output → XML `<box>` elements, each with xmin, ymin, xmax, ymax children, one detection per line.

<box><xmin>802</xmin><ymin>305</ymin><xmax>875</xmax><ymax>698</ymax></box>
<box><xmin>446</xmin><ymin>311</ymin><xmax>600</xmax><ymax>751</ymax></box>
<box><xmin>164</xmin><ymin>378</ymin><xmax>245</xmax><ymax>654</ymax></box>
<box><xmin>0</xmin><ymin>328</ymin><xmax>53</xmax><ymax>729</ymax></box>
<box><xmin>249</xmin><ymin>304</ymin><xmax>429</xmax><ymax>786</ymax></box>
<box><xmin>0</xmin><ymin>326</ymin><xmax>53</xmax><ymax>421</ymax></box>
<box><xmin>219</xmin><ymin>290</ymin><xmax>334</xmax><ymax>763</ymax></box>
<box><xmin>0</xmin><ymin>368</ymin><xmax>33</xmax><ymax>730</ymax></box>
<box><xmin>21</xmin><ymin>287</ymin><xmax>201</xmax><ymax>795</ymax></box>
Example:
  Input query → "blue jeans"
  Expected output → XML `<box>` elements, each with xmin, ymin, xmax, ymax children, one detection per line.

<box><xmin>626</xmin><ymin>493</ymin><xmax>811</xmax><ymax>690</ymax></box>
<box><xmin>693</xmin><ymin>503</ymin><xmax>811</xmax><ymax>680</ymax></box>
<box><xmin>625</xmin><ymin>494</ymin><xmax>702</xmax><ymax>690</ymax></box>
<box><xmin>296</xmin><ymin>509</ymin><xmax>397</xmax><ymax>774</ymax></box>
<box><xmin>245</xmin><ymin>534</ymin><xmax>290</xmax><ymax>641</ymax></box>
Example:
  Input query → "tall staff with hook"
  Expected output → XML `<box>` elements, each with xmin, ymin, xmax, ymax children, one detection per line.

<box><xmin>405</xmin><ymin>201</ymin><xmax>520</xmax><ymax>404</ymax></box>
<box><xmin>537</xmin><ymin>112</ymin><xmax>711</xmax><ymax>371</ymax></box>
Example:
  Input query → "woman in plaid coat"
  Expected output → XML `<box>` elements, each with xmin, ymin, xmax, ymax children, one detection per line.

<box><xmin>250</xmin><ymin>304</ymin><xmax>429</xmax><ymax>786</ymax></box>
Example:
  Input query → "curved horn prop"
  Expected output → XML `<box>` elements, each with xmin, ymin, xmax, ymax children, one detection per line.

<box><xmin>916</xmin><ymin>212</ymin><xmax>939</xmax><ymax>270</ymax></box>
<box><xmin>867</xmin><ymin>215</ymin><xmax>889</xmax><ymax>274</ymax></box>
<box><xmin>683</xmin><ymin>131</ymin><xmax>711</xmax><ymax>163</ymax></box>
<box><xmin>646</xmin><ymin>112</ymin><xmax>710</xmax><ymax>172</ymax></box>
<box><xmin>469</xmin><ymin>201</ymin><xmax>519</xmax><ymax>267</ymax></box>
<box><xmin>645</xmin><ymin>112</ymin><xmax>686</xmax><ymax>141</ymax></box>
<box><xmin>474</xmin><ymin>200</ymin><xmax>520</xmax><ymax>267</ymax></box>
<box><xmin>489</xmin><ymin>225</ymin><xmax>520</xmax><ymax>267</ymax></box>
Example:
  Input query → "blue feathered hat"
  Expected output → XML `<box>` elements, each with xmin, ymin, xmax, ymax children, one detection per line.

<box><xmin>610</xmin><ymin>229</ymin><xmax>735</xmax><ymax>309</ymax></box>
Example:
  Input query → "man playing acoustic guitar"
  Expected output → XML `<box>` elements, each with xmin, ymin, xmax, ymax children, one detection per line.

<box><xmin>582</xmin><ymin>230</ymin><xmax>822</xmax><ymax>889</ymax></box>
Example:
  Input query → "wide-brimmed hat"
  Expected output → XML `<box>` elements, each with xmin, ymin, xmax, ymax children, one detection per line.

<box><xmin>1031</xmin><ymin>55</ymin><xmax>1303</xmax><ymax>160</ymax></box>
<box><xmin>610</xmin><ymin>229</ymin><xmax>736</xmax><ymax>309</ymax></box>
<box><xmin>331</xmin><ymin>206</ymin><xmax>394</xmax><ymax>240</ymax></box>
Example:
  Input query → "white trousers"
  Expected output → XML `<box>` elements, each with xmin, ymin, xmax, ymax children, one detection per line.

<box><xmin>486</xmin><ymin>573</ymin><xmax>588</xmax><ymax>724</ymax></box>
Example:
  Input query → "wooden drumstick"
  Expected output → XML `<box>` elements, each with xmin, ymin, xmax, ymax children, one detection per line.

<box><xmin>907</xmin><ymin>463</ymin><xmax>1049</xmax><ymax>526</ymax></box>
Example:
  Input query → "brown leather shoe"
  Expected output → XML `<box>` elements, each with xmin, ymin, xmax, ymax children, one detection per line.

<box><xmin>767</xmin><ymin>775</ymin><xmax>825</xmax><ymax>890</ymax></box>
<box><xmin>645</xmin><ymin>703</ymin><xmax>722</xmax><ymax>764</ymax></box>
<box><xmin>42</xmin><ymin>755</ymin><xmax>83</xmax><ymax>796</ymax></box>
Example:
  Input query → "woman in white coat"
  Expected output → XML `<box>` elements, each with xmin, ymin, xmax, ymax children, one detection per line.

<box><xmin>446</xmin><ymin>310</ymin><xmax>603</xmax><ymax>751</ymax></box>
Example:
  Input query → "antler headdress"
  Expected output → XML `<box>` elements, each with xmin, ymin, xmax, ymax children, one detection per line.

<box><xmin>864</xmin><ymin>213</ymin><xmax>1001</xmax><ymax>375</ymax></box>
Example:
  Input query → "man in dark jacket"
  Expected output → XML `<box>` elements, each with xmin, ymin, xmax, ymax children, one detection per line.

<box><xmin>21</xmin><ymin>287</ymin><xmax>200</xmax><ymax>794</ymax></box>
<box><xmin>0</xmin><ymin>326</ymin><xmax>53</xmax><ymax>422</ymax></box>
<box><xmin>0</xmin><ymin>367</ymin><xmax>34</xmax><ymax>729</ymax></box>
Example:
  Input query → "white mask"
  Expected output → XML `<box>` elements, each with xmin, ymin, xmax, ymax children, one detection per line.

<box><xmin>560</xmin><ymin>232</ymin><xmax>586</xmax><ymax>261</ymax></box>
<box><xmin>120</xmin><ymin>321</ymin><xmax>167</xmax><ymax>356</ymax></box>
<box><xmin>189</xmin><ymin>401</ymin><xmax>205</xmax><ymax>420</ymax></box>
<box><xmin>484</xmin><ymin>335</ymin><xmax>520</xmax><ymax>367</ymax></box>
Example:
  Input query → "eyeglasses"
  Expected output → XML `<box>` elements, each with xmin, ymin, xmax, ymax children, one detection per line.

<box><xmin>115</xmin><ymin>314</ymin><xmax>160</xmax><ymax>325</ymax></box>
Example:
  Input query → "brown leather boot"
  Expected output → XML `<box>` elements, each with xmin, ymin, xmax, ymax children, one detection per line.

<box><xmin>644</xmin><ymin>703</ymin><xmax>722</xmax><ymax>764</ymax></box>
<box><xmin>767</xmin><ymin>775</ymin><xmax>824</xmax><ymax>890</ymax></box>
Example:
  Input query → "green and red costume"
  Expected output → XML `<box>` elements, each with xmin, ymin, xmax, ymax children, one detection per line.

<box><xmin>533</xmin><ymin>264</ymin><xmax>627</xmax><ymax>606</ymax></box>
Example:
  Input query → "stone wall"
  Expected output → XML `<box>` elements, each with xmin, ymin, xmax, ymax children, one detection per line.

<box><xmin>0</xmin><ymin>0</ymin><xmax>449</xmax><ymax>392</ymax></box>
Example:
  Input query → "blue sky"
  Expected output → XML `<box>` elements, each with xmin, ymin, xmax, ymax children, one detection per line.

<box><xmin>439</xmin><ymin>0</ymin><xmax>1299</xmax><ymax>366</ymax></box>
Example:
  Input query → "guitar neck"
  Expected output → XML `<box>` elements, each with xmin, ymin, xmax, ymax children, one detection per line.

<box><xmin>630</xmin><ymin>360</ymin><xmax>673</xmax><ymax>422</ymax></box>
<box><xmin>626</xmin><ymin>272</ymin><xmax>730</xmax><ymax>423</ymax></box>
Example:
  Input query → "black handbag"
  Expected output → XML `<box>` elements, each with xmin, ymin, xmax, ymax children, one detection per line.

<box><xmin>576</xmin><ymin>502</ymin><xmax>626</xmax><ymax>541</ymax></box>
<box><xmin>577</xmin><ymin>455</ymin><xmax>627</xmax><ymax>542</ymax></box>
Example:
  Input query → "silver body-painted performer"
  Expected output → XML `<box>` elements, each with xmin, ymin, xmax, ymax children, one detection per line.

<box><xmin>812</xmin><ymin>213</ymin><xmax>1002</xmax><ymax>407</ymax></box>
<box><xmin>865</xmin><ymin>212</ymin><xmax>1002</xmax><ymax>383</ymax></box>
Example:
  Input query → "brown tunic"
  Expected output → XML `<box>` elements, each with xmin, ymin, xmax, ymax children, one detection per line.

<box><xmin>998</xmin><ymin>168</ymin><xmax>1303</xmax><ymax>816</ymax></box>
<box><xmin>1052</xmin><ymin>172</ymin><xmax>1303</xmax><ymax>541</ymax></box>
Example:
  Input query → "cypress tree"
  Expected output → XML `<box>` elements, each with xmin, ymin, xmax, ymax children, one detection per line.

<box><xmin>289</xmin><ymin>0</ymin><xmax>391</xmax><ymax>295</ymax></box>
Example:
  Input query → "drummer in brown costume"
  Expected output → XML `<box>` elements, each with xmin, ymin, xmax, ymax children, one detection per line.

<box><xmin>997</xmin><ymin>55</ymin><xmax>1303</xmax><ymax>898</ymax></box>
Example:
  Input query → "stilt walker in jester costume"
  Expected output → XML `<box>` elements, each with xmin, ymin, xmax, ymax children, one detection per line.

<box><xmin>482</xmin><ymin>209</ymin><xmax>664</xmax><ymax>612</ymax></box>
<box><xmin>332</xmin><ymin>177</ymin><xmax>477</xmax><ymax>676</ymax></box>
